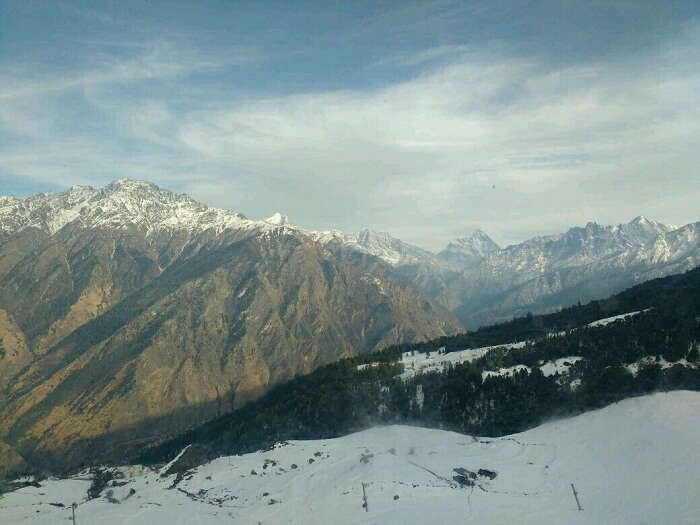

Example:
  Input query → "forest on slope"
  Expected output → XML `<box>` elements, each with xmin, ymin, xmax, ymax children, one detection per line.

<box><xmin>137</xmin><ymin>266</ymin><xmax>700</xmax><ymax>468</ymax></box>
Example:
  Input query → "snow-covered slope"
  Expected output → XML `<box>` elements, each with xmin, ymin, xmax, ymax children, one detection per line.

<box><xmin>2</xmin><ymin>392</ymin><xmax>698</xmax><ymax>524</ymax></box>
<box><xmin>396</xmin><ymin>310</ymin><xmax>647</xmax><ymax>380</ymax></box>
<box><xmin>0</xmin><ymin>180</ymin><xmax>443</xmax><ymax>267</ymax></box>
<box><xmin>265</xmin><ymin>212</ymin><xmax>292</xmax><ymax>227</ymax></box>
<box><xmin>471</xmin><ymin>217</ymin><xmax>675</xmax><ymax>281</ymax></box>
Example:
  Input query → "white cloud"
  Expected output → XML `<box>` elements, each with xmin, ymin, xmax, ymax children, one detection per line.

<box><xmin>1</xmin><ymin>23</ymin><xmax>699</xmax><ymax>250</ymax></box>
<box><xmin>0</xmin><ymin>39</ymin><xmax>252</xmax><ymax>102</ymax></box>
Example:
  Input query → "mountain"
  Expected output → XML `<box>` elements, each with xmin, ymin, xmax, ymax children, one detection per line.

<box><xmin>265</xmin><ymin>212</ymin><xmax>292</xmax><ymax>227</ymax></box>
<box><xmin>1</xmin><ymin>179</ymin><xmax>698</xmax><ymax>476</ymax></box>
<box><xmin>318</xmin><ymin>216</ymin><xmax>700</xmax><ymax>329</ymax></box>
<box><xmin>4</xmin><ymin>392</ymin><xmax>699</xmax><ymax>524</ymax></box>
<box><xmin>310</xmin><ymin>229</ymin><xmax>462</xmax><ymax>311</ymax></box>
<box><xmin>0</xmin><ymin>180</ymin><xmax>460</xmax><ymax>474</ymax></box>
<box><xmin>310</xmin><ymin>228</ymin><xmax>439</xmax><ymax>267</ymax></box>
<box><xmin>437</xmin><ymin>228</ymin><xmax>500</xmax><ymax>267</ymax></box>
<box><xmin>133</xmin><ymin>264</ymin><xmax>699</xmax><ymax>469</ymax></box>
<box><xmin>449</xmin><ymin>217</ymin><xmax>699</xmax><ymax>327</ymax></box>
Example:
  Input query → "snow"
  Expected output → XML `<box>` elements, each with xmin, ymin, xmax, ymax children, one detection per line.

<box><xmin>625</xmin><ymin>356</ymin><xmax>697</xmax><ymax>375</ymax></box>
<box><xmin>586</xmin><ymin>310</ymin><xmax>649</xmax><ymax>328</ymax></box>
<box><xmin>159</xmin><ymin>445</ymin><xmax>192</xmax><ymax>476</ymax></box>
<box><xmin>308</xmin><ymin>229</ymin><xmax>440</xmax><ymax>267</ymax></box>
<box><xmin>385</xmin><ymin>309</ymin><xmax>660</xmax><ymax>382</ymax></box>
<box><xmin>440</xmin><ymin>229</ymin><xmax>500</xmax><ymax>260</ymax></box>
<box><xmin>310</xmin><ymin>217</ymin><xmax>700</xmax><ymax>275</ymax></box>
<box><xmin>398</xmin><ymin>342</ymin><xmax>526</xmax><ymax>380</ymax></box>
<box><xmin>4</xmin><ymin>183</ymin><xmax>699</xmax><ymax>292</ymax></box>
<box><xmin>540</xmin><ymin>357</ymin><xmax>584</xmax><ymax>377</ymax></box>
<box><xmin>482</xmin><ymin>364</ymin><xmax>531</xmax><ymax>380</ymax></box>
<box><xmin>356</xmin><ymin>362</ymin><xmax>382</xmax><ymax>372</ymax></box>
<box><xmin>0</xmin><ymin>179</ymin><xmax>288</xmax><ymax>237</ymax></box>
<box><xmin>265</xmin><ymin>213</ymin><xmax>291</xmax><ymax>226</ymax></box>
<box><xmin>2</xmin><ymin>392</ymin><xmax>698</xmax><ymax>524</ymax></box>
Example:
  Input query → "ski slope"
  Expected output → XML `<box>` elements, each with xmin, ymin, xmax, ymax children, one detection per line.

<box><xmin>2</xmin><ymin>391</ymin><xmax>698</xmax><ymax>524</ymax></box>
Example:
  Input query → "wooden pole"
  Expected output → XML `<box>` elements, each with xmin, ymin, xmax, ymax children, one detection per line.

<box><xmin>570</xmin><ymin>483</ymin><xmax>582</xmax><ymax>511</ymax></box>
<box><xmin>71</xmin><ymin>502</ymin><xmax>77</xmax><ymax>524</ymax></box>
<box><xmin>362</xmin><ymin>482</ymin><xmax>368</xmax><ymax>512</ymax></box>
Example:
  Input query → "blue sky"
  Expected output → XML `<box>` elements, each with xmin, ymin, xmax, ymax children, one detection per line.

<box><xmin>1</xmin><ymin>1</ymin><xmax>699</xmax><ymax>249</ymax></box>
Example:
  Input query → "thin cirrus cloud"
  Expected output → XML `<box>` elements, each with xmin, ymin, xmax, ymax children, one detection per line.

<box><xmin>0</xmin><ymin>6</ymin><xmax>698</xmax><ymax>250</ymax></box>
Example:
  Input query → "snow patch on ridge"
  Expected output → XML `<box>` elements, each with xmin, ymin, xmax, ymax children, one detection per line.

<box><xmin>587</xmin><ymin>309</ymin><xmax>650</xmax><ymax>327</ymax></box>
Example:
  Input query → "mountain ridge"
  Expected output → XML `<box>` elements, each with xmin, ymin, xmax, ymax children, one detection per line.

<box><xmin>0</xmin><ymin>180</ymin><xmax>460</xmax><ymax>475</ymax></box>
<box><xmin>311</xmin><ymin>215</ymin><xmax>699</xmax><ymax>328</ymax></box>
<box><xmin>3</xmin><ymin>179</ymin><xmax>699</xmax><ymax>330</ymax></box>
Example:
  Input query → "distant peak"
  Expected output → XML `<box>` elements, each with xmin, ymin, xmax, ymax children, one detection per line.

<box><xmin>357</xmin><ymin>229</ymin><xmax>393</xmax><ymax>242</ymax></box>
<box><xmin>629</xmin><ymin>215</ymin><xmax>661</xmax><ymax>227</ymax></box>
<box><xmin>265</xmin><ymin>212</ymin><xmax>291</xmax><ymax>226</ymax></box>
<box><xmin>467</xmin><ymin>228</ymin><xmax>490</xmax><ymax>239</ymax></box>
<box><xmin>440</xmin><ymin>228</ymin><xmax>500</xmax><ymax>262</ymax></box>
<box><xmin>454</xmin><ymin>228</ymin><xmax>498</xmax><ymax>247</ymax></box>
<box><xmin>68</xmin><ymin>184</ymin><xmax>93</xmax><ymax>192</ymax></box>
<box><xmin>107</xmin><ymin>178</ymin><xmax>160</xmax><ymax>191</ymax></box>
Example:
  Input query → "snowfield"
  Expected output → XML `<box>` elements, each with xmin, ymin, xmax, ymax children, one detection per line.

<box><xmin>2</xmin><ymin>391</ymin><xmax>698</xmax><ymax>524</ymax></box>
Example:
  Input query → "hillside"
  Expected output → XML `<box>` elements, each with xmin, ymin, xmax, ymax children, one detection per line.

<box><xmin>2</xmin><ymin>392</ymin><xmax>698</xmax><ymax>524</ymax></box>
<box><xmin>1</xmin><ymin>179</ymin><xmax>698</xmax><ymax>479</ymax></box>
<box><xmin>0</xmin><ymin>181</ymin><xmax>460</xmax><ymax>476</ymax></box>
<box><xmin>138</xmin><ymin>266</ymin><xmax>699</xmax><ymax>465</ymax></box>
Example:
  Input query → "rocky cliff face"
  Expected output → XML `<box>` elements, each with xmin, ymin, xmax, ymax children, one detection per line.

<box><xmin>0</xmin><ymin>181</ymin><xmax>460</xmax><ymax>472</ymax></box>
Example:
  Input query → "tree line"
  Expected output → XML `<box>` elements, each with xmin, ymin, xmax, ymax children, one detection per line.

<box><xmin>136</xmin><ymin>266</ymin><xmax>700</xmax><ymax>466</ymax></box>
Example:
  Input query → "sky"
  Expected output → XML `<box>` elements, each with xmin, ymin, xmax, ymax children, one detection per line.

<box><xmin>1</xmin><ymin>1</ymin><xmax>699</xmax><ymax>250</ymax></box>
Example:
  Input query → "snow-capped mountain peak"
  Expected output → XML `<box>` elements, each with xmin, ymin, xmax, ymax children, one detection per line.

<box><xmin>265</xmin><ymin>212</ymin><xmax>292</xmax><ymax>227</ymax></box>
<box><xmin>438</xmin><ymin>228</ymin><xmax>500</xmax><ymax>266</ymax></box>
<box><xmin>453</xmin><ymin>229</ymin><xmax>500</xmax><ymax>254</ymax></box>
<box><xmin>616</xmin><ymin>215</ymin><xmax>673</xmax><ymax>245</ymax></box>
<box><xmin>0</xmin><ymin>179</ymin><xmax>272</xmax><ymax>236</ymax></box>
<box><xmin>352</xmin><ymin>229</ymin><xmax>437</xmax><ymax>265</ymax></box>
<box><xmin>308</xmin><ymin>228</ymin><xmax>439</xmax><ymax>266</ymax></box>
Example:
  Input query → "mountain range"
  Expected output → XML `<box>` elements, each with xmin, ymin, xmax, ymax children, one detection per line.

<box><xmin>0</xmin><ymin>180</ymin><xmax>458</xmax><ymax>473</ymax></box>
<box><xmin>315</xmin><ymin>215</ymin><xmax>700</xmax><ymax>328</ymax></box>
<box><xmin>0</xmin><ymin>179</ymin><xmax>699</xmax><ymax>474</ymax></box>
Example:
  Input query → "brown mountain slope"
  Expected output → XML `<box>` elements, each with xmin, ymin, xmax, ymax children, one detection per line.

<box><xmin>0</xmin><ymin>223</ymin><xmax>460</xmax><ymax>473</ymax></box>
